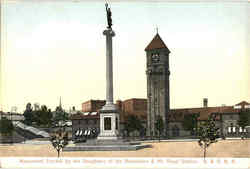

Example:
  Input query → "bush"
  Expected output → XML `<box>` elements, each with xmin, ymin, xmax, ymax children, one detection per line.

<box><xmin>0</xmin><ymin>117</ymin><xmax>14</xmax><ymax>136</ymax></box>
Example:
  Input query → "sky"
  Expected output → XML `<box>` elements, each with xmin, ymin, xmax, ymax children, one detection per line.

<box><xmin>0</xmin><ymin>0</ymin><xmax>250</xmax><ymax>113</ymax></box>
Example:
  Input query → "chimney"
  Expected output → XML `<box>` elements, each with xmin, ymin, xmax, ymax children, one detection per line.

<box><xmin>203</xmin><ymin>98</ymin><xmax>208</xmax><ymax>107</ymax></box>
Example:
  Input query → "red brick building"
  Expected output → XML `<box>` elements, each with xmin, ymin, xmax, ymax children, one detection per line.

<box><xmin>119</xmin><ymin>98</ymin><xmax>147</xmax><ymax>124</ymax></box>
<box><xmin>82</xmin><ymin>100</ymin><xmax>106</xmax><ymax>112</ymax></box>
<box><xmin>71</xmin><ymin>99</ymin><xmax>250</xmax><ymax>138</ymax></box>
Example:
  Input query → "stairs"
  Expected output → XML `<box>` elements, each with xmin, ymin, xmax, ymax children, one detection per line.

<box><xmin>14</xmin><ymin>126</ymin><xmax>42</xmax><ymax>140</ymax></box>
<box><xmin>12</xmin><ymin>121</ymin><xmax>50</xmax><ymax>141</ymax></box>
<box><xmin>0</xmin><ymin>122</ymin><xmax>51</xmax><ymax>144</ymax></box>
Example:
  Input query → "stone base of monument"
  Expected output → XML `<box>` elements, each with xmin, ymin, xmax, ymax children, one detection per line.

<box><xmin>63</xmin><ymin>139</ymin><xmax>151</xmax><ymax>151</ymax></box>
<box><xmin>97</xmin><ymin>104</ymin><xmax>121</xmax><ymax>141</ymax></box>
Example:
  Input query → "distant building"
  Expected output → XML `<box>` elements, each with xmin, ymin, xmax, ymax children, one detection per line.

<box><xmin>0</xmin><ymin>111</ymin><xmax>24</xmax><ymax>121</ymax></box>
<box><xmin>70</xmin><ymin>99</ymin><xmax>147</xmax><ymax>139</ymax></box>
<box><xmin>69</xmin><ymin>106</ymin><xmax>79</xmax><ymax>115</ymax></box>
<box><xmin>168</xmin><ymin>100</ymin><xmax>250</xmax><ymax>137</ymax></box>
<box><xmin>82</xmin><ymin>100</ymin><xmax>106</xmax><ymax>112</ymax></box>
<box><xmin>71</xmin><ymin>99</ymin><xmax>250</xmax><ymax>139</ymax></box>
<box><xmin>120</xmin><ymin>98</ymin><xmax>147</xmax><ymax>128</ymax></box>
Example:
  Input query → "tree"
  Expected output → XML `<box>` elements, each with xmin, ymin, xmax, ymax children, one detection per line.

<box><xmin>155</xmin><ymin>115</ymin><xmax>164</xmax><ymax>141</ymax></box>
<box><xmin>182</xmin><ymin>113</ymin><xmax>199</xmax><ymax>135</ymax></box>
<box><xmin>238</xmin><ymin>109</ymin><xmax>250</xmax><ymax>139</ymax></box>
<box><xmin>124</xmin><ymin>115</ymin><xmax>143</xmax><ymax>138</ymax></box>
<box><xmin>53</xmin><ymin>110</ymin><xmax>69</xmax><ymax>125</ymax></box>
<box><xmin>50</xmin><ymin>129</ymin><xmax>68</xmax><ymax>157</ymax></box>
<box><xmin>23</xmin><ymin>103</ymin><xmax>34</xmax><ymax>125</ymax></box>
<box><xmin>0</xmin><ymin>117</ymin><xmax>14</xmax><ymax>136</ymax></box>
<box><xmin>33</xmin><ymin>105</ymin><xmax>53</xmax><ymax>126</ymax></box>
<box><xmin>196</xmin><ymin>114</ymin><xmax>220</xmax><ymax>159</ymax></box>
<box><xmin>238</xmin><ymin>109</ymin><xmax>250</xmax><ymax>128</ymax></box>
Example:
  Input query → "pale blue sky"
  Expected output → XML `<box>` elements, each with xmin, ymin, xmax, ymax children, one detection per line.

<box><xmin>1</xmin><ymin>0</ymin><xmax>250</xmax><ymax>112</ymax></box>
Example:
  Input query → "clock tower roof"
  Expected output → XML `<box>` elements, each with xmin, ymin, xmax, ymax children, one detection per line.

<box><xmin>145</xmin><ymin>33</ymin><xmax>170</xmax><ymax>52</ymax></box>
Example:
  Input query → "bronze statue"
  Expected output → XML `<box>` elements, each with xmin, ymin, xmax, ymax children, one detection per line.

<box><xmin>105</xmin><ymin>3</ymin><xmax>112</xmax><ymax>29</ymax></box>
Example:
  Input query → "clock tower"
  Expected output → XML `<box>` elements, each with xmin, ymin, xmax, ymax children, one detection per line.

<box><xmin>145</xmin><ymin>33</ymin><xmax>170</xmax><ymax>137</ymax></box>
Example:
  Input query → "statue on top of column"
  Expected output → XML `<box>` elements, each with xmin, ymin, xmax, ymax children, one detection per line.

<box><xmin>105</xmin><ymin>3</ymin><xmax>112</xmax><ymax>29</ymax></box>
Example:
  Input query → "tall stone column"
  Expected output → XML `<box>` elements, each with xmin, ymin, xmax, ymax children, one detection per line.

<box><xmin>97</xmin><ymin>28</ymin><xmax>120</xmax><ymax>140</ymax></box>
<box><xmin>103</xmin><ymin>29</ymin><xmax>116</xmax><ymax>109</ymax></box>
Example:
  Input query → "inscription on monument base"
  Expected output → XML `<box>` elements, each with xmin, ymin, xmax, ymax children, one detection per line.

<box><xmin>97</xmin><ymin>111</ymin><xmax>120</xmax><ymax>140</ymax></box>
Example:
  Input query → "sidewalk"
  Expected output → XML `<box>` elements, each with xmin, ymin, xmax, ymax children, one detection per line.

<box><xmin>139</xmin><ymin>137</ymin><xmax>250</xmax><ymax>143</ymax></box>
<box><xmin>0</xmin><ymin>140</ymin><xmax>51</xmax><ymax>145</ymax></box>
<box><xmin>1</xmin><ymin>137</ymin><xmax>248</xmax><ymax>146</ymax></box>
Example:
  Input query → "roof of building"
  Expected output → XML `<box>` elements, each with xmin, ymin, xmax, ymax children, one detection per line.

<box><xmin>70</xmin><ymin>112</ymin><xmax>99</xmax><ymax>120</ymax></box>
<box><xmin>235</xmin><ymin>101</ymin><xmax>250</xmax><ymax>106</ymax></box>
<box><xmin>82</xmin><ymin>99</ymin><xmax>106</xmax><ymax>104</ymax></box>
<box><xmin>169</xmin><ymin>105</ymin><xmax>242</xmax><ymax>122</ymax></box>
<box><xmin>145</xmin><ymin>33</ymin><xmax>170</xmax><ymax>52</ymax></box>
<box><xmin>122</xmin><ymin>98</ymin><xmax>147</xmax><ymax>103</ymax></box>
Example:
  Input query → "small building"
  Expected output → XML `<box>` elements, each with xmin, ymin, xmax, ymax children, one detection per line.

<box><xmin>71</xmin><ymin>111</ymin><xmax>100</xmax><ymax>140</ymax></box>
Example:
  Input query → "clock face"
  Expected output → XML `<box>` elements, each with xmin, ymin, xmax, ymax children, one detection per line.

<box><xmin>152</xmin><ymin>53</ymin><xmax>160</xmax><ymax>63</ymax></box>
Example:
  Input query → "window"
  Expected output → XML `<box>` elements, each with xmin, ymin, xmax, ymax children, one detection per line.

<box><xmin>151</xmin><ymin>53</ymin><xmax>160</xmax><ymax>63</ymax></box>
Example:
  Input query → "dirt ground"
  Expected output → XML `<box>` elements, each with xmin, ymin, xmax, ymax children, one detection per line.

<box><xmin>0</xmin><ymin>140</ymin><xmax>249</xmax><ymax>158</ymax></box>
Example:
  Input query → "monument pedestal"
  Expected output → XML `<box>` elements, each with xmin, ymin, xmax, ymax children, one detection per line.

<box><xmin>97</xmin><ymin>104</ymin><xmax>121</xmax><ymax>140</ymax></box>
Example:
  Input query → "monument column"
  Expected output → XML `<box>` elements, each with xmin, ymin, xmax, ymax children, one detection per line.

<box><xmin>97</xmin><ymin>3</ymin><xmax>120</xmax><ymax>140</ymax></box>
<box><xmin>103</xmin><ymin>29</ymin><xmax>115</xmax><ymax>108</ymax></box>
